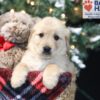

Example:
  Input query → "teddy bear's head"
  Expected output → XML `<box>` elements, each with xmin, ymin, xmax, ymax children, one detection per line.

<box><xmin>0</xmin><ymin>12</ymin><xmax>34</xmax><ymax>44</ymax></box>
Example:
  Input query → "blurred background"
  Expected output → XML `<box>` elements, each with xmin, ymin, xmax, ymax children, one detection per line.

<box><xmin>0</xmin><ymin>0</ymin><xmax>100</xmax><ymax>100</ymax></box>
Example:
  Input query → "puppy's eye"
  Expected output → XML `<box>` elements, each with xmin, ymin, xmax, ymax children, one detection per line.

<box><xmin>54</xmin><ymin>35</ymin><xmax>59</xmax><ymax>41</ymax></box>
<box><xmin>38</xmin><ymin>33</ymin><xmax>44</xmax><ymax>38</ymax></box>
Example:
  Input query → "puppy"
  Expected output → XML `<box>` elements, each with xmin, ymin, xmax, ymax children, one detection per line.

<box><xmin>11</xmin><ymin>17</ymin><xmax>74</xmax><ymax>89</ymax></box>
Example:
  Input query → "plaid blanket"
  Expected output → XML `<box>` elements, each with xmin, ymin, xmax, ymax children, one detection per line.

<box><xmin>0</xmin><ymin>68</ymin><xmax>72</xmax><ymax>100</ymax></box>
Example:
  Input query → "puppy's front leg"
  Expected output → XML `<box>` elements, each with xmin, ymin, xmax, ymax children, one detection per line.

<box><xmin>43</xmin><ymin>64</ymin><xmax>62</xmax><ymax>89</ymax></box>
<box><xmin>11</xmin><ymin>63</ymin><xmax>29</xmax><ymax>88</ymax></box>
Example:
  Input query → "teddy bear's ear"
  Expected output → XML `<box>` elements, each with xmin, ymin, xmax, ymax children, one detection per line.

<box><xmin>0</xmin><ymin>12</ymin><xmax>11</xmax><ymax>28</ymax></box>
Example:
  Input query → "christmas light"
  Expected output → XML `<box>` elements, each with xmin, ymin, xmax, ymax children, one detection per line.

<box><xmin>81</xmin><ymin>32</ymin><xmax>86</xmax><ymax>35</ymax></box>
<box><xmin>21</xmin><ymin>10</ymin><xmax>26</xmax><ymax>14</ymax></box>
<box><xmin>70</xmin><ymin>45</ymin><xmax>75</xmax><ymax>49</ymax></box>
<box><xmin>61</xmin><ymin>13</ymin><xmax>66</xmax><ymax>19</ymax></box>
<box><xmin>49</xmin><ymin>8</ymin><xmax>53</xmax><ymax>13</ymax></box>
<box><xmin>30</xmin><ymin>1</ymin><xmax>35</xmax><ymax>6</ymax></box>
<box><xmin>27</xmin><ymin>0</ymin><xmax>30</xmax><ymax>4</ymax></box>
<box><xmin>10</xmin><ymin>9</ymin><xmax>15</xmax><ymax>13</ymax></box>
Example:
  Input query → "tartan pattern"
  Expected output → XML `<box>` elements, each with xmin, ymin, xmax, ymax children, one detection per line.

<box><xmin>0</xmin><ymin>68</ymin><xmax>72</xmax><ymax>100</ymax></box>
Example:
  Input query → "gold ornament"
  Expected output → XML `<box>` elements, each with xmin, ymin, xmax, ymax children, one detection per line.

<box><xmin>73</xmin><ymin>6</ymin><xmax>82</xmax><ymax>16</ymax></box>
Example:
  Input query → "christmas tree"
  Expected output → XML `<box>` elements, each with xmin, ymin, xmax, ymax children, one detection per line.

<box><xmin>0</xmin><ymin>0</ymin><xmax>100</xmax><ymax>69</ymax></box>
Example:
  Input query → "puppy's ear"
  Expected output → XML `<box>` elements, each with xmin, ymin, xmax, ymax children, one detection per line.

<box><xmin>28</xmin><ymin>29</ymin><xmax>34</xmax><ymax>42</ymax></box>
<box><xmin>64</xmin><ymin>28</ymin><xmax>70</xmax><ymax>40</ymax></box>
<box><xmin>28</xmin><ymin>17</ymin><xmax>42</xmax><ymax>41</ymax></box>
<box><xmin>64</xmin><ymin>28</ymin><xmax>71</xmax><ymax>52</ymax></box>
<box><xmin>65</xmin><ymin>35</ymin><xmax>70</xmax><ymax>52</ymax></box>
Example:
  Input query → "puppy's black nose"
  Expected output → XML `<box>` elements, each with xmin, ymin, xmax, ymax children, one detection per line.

<box><xmin>43</xmin><ymin>46</ymin><xmax>51</xmax><ymax>55</ymax></box>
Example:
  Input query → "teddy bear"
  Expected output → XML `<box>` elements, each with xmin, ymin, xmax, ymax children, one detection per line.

<box><xmin>0</xmin><ymin>11</ymin><xmax>37</xmax><ymax>69</ymax></box>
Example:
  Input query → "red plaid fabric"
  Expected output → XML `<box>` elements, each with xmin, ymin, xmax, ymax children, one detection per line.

<box><xmin>0</xmin><ymin>68</ymin><xmax>72</xmax><ymax>100</ymax></box>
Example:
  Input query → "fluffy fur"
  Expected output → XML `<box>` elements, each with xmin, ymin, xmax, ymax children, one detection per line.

<box><xmin>11</xmin><ymin>17</ymin><xmax>77</xmax><ymax>95</ymax></box>
<box><xmin>0</xmin><ymin>12</ymin><xmax>35</xmax><ymax>68</ymax></box>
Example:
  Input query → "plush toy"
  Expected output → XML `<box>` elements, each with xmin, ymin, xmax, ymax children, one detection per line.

<box><xmin>0</xmin><ymin>11</ymin><xmax>36</xmax><ymax>69</ymax></box>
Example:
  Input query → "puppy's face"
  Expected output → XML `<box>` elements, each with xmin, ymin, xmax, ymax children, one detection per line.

<box><xmin>28</xmin><ymin>17</ymin><xmax>69</xmax><ymax>59</ymax></box>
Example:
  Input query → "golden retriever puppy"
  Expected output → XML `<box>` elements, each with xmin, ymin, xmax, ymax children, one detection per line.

<box><xmin>11</xmin><ymin>17</ymin><xmax>75</xmax><ymax>89</ymax></box>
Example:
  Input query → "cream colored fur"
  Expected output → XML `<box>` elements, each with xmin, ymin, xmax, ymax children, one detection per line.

<box><xmin>11</xmin><ymin>17</ymin><xmax>76</xmax><ymax>93</ymax></box>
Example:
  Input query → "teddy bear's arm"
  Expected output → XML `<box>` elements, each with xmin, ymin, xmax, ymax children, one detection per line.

<box><xmin>0</xmin><ymin>47</ymin><xmax>25</xmax><ymax>69</ymax></box>
<box><xmin>0</xmin><ymin>50</ymin><xmax>14</xmax><ymax>68</ymax></box>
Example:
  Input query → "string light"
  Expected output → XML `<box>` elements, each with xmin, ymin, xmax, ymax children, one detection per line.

<box><xmin>81</xmin><ymin>32</ymin><xmax>86</xmax><ymax>35</ymax></box>
<box><xmin>49</xmin><ymin>8</ymin><xmax>53</xmax><ymax>13</ymax></box>
<box><xmin>30</xmin><ymin>1</ymin><xmax>35</xmax><ymax>6</ymax></box>
<box><xmin>10</xmin><ymin>9</ymin><xmax>15</xmax><ymax>13</ymax></box>
<box><xmin>70</xmin><ymin>45</ymin><xmax>75</xmax><ymax>49</ymax></box>
<box><xmin>61</xmin><ymin>13</ymin><xmax>66</xmax><ymax>19</ymax></box>
<box><xmin>21</xmin><ymin>10</ymin><xmax>26</xmax><ymax>14</ymax></box>
<box><xmin>27</xmin><ymin>0</ymin><xmax>30</xmax><ymax>4</ymax></box>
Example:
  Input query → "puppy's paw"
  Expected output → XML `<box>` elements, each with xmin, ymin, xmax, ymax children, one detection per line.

<box><xmin>43</xmin><ymin>75</ymin><xmax>59</xmax><ymax>89</ymax></box>
<box><xmin>11</xmin><ymin>75</ymin><xmax>26</xmax><ymax>88</ymax></box>
<box><xmin>11</xmin><ymin>73</ymin><xmax>26</xmax><ymax>88</ymax></box>
<box><xmin>11</xmin><ymin>78</ymin><xmax>21</xmax><ymax>88</ymax></box>
<box><xmin>11</xmin><ymin>63</ymin><xmax>28</xmax><ymax>88</ymax></box>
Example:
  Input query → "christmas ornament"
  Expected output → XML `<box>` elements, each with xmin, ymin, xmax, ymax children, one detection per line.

<box><xmin>73</xmin><ymin>6</ymin><xmax>82</xmax><ymax>16</ymax></box>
